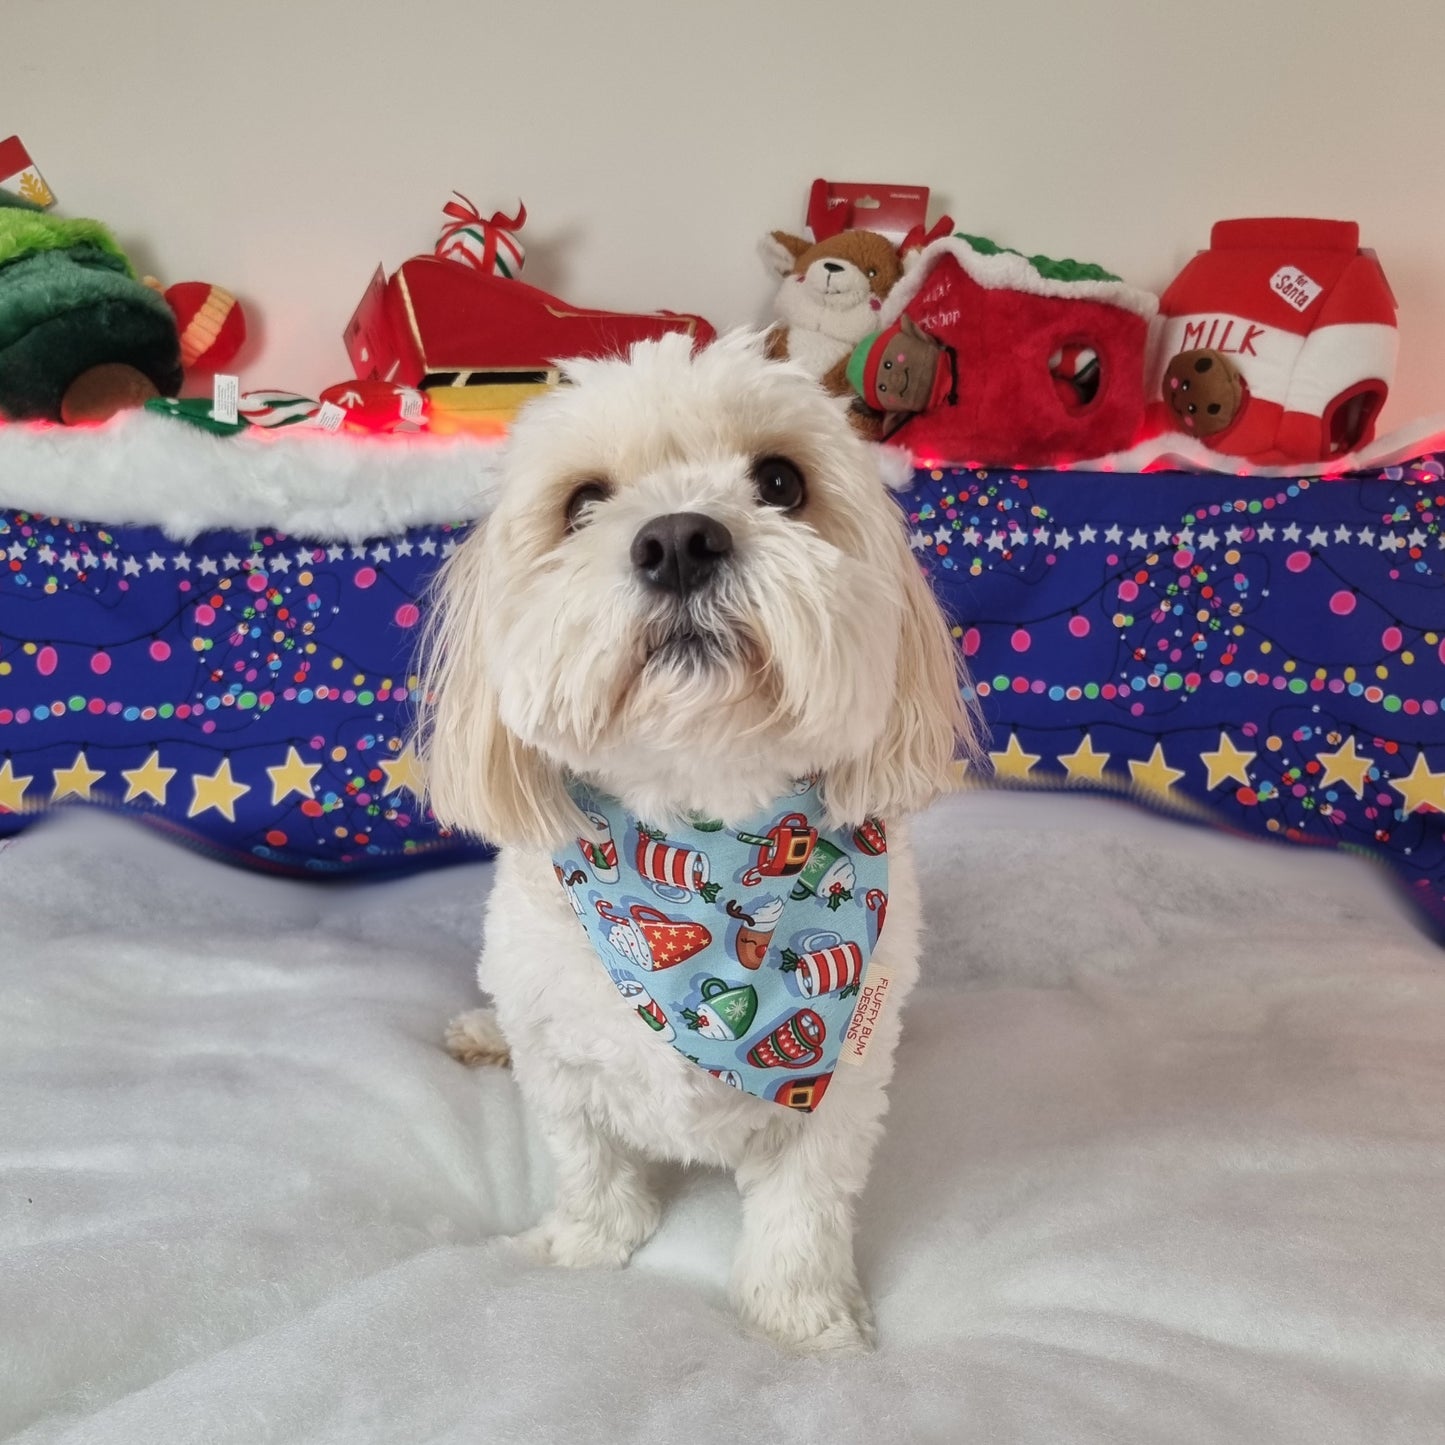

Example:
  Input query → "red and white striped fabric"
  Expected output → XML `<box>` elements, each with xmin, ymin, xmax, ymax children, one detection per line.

<box><xmin>634</xmin><ymin>835</ymin><xmax>710</xmax><ymax>894</ymax></box>
<box><xmin>795</xmin><ymin>938</ymin><xmax>864</xmax><ymax>997</ymax></box>
<box><xmin>1148</xmin><ymin>219</ymin><xmax>1397</xmax><ymax>464</ymax></box>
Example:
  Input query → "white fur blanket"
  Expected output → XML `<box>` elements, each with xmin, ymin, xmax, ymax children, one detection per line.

<box><xmin>3</xmin><ymin>791</ymin><xmax>1443</xmax><ymax>1442</ymax></box>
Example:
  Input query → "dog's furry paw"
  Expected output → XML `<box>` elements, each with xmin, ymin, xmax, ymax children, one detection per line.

<box><xmin>514</xmin><ymin>1202</ymin><xmax>659</xmax><ymax>1270</ymax></box>
<box><xmin>444</xmin><ymin>1008</ymin><xmax>512</xmax><ymax>1068</ymax></box>
<box><xmin>735</xmin><ymin>1280</ymin><xmax>877</xmax><ymax>1355</ymax></box>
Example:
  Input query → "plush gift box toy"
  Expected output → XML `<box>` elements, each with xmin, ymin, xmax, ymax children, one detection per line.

<box><xmin>847</xmin><ymin>234</ymin><xmax>1158</xmax><ymax>466</ymax></box>
<box><xmin>1146</xmin><ymin>218</ymin><xmax>1397</xmax><ymax>465</ymax></box>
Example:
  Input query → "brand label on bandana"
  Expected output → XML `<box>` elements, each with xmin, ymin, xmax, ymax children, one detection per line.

<box><xmin>839</xmin><ymin>961</ymin><xmax>895</xmax><ymax>1067</ymax></box>
<box><xmin>553</xmin><ymin>778</ymin><xmax>889</xmax><ymax>1112</ymax></box>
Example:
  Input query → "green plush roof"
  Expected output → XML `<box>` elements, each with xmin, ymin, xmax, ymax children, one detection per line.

<box><xmin>954</xmin><ymin>232</ymin><xmax>1122</xmax><ymax>285</ymax></box>
<box><xmin>0</xmin><ymin>208</ymin><xmax>133</xmax><ymax>275</ymax></box>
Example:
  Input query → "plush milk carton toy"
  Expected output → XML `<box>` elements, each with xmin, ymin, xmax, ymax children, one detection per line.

<box><xmin>1148</xmin><ymin>218</ymin><xmax>1397</xmax><ymax>465</ymax></box>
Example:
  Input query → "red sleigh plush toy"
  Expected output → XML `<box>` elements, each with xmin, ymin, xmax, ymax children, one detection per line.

<box><xmin>1147</xmin><ymin>218</ymin><xmax>1397</xmax><ymax>465</ymax></box>
<box><xmin>846</xmin><ymin>234</ymin><xmax>1158</xmax><ymax>466</ymax></box>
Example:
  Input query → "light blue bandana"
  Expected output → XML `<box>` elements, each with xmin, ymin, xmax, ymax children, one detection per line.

<box><xmin>552</xmin><ymin>777</ymin><xmax>889</xmax><ymax>1111</ymax></box>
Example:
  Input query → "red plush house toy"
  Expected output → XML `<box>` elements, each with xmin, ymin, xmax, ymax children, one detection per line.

<box><xmin>1146</xmin><ymin>219</ymin><xmax>1397</xmax><ymax>464</ymax></box>
<box><xmin>850</xmin><ymin>235</ymin><xmax>1158</xmax><ymax>466</ymax></box>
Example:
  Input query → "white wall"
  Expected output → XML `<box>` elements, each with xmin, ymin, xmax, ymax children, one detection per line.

<box><xmin>11</xmin><ymin>0</ymin><xmax>1445</xmax><ymax>433</ymax></box>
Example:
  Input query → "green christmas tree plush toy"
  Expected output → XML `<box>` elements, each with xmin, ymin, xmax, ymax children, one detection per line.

<box><xmin>0</xmin><ymin>191</ymin><xmax>183</xmax><ymax>423</ymax></box>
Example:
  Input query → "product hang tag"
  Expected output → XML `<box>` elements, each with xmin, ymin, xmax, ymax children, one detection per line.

<box><xmin>212</xmin><ymin>374</ymin><xmax>239</xmax><ymax>425</ymax></box>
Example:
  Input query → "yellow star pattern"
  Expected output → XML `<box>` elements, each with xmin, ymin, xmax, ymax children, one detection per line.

<box><xmin>52</xmin><ymin>752</ymin><xmax>105</xmax><ymax>802</ymax></box>
<box><xmin>1199</xmin><ymin>731</ymin><xmax>1256</xmax><ymax>791</ymax></box>
<box><xmin>0</xmin><ymin>758</ymin><xmax>34</xmax><ymax>812</ymax></box>
<box><xmin>988</xmin><ymin>733</ymin><xmax>1041</xmax><ymax>781</ymax></box>
<box><xmin>266</xmin><ymin>746</ymin><xmax>322</xmax><ymax>805</ymax></box>
<box><xmin>1388</xmin><ymin>753</ymin><xmax>1445</xmax><ymax>817</ymax></box>
<box><xmin>121</xmin><ymin>750</ymin><xmax>176</xmax><ymax>805</ymax></box>
<box><xmin>1316</xmin><ymin>736</ymin><xmax>1375</xmax><ymax>799</ymax></box>
<box><xmin>378</xmin><ymin>745</ymin><xmax>425</xmax><ymax>799</ymax></box>
<box><xmin>1058</xmin><ymin>735</ymin><xmax>1110</xmax><ymax>783</ymax></box>
<box><xmin>1129</xmin><ymin>743</ymin><xmax>1184</xmax><ymax>796</ymax></box>
<box><xmin>189</xmin><ymin>758</ymin><xmax>251</xmax><ymax>822</ymax></box>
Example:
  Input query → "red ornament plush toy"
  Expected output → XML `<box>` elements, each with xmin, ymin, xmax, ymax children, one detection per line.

<box><xmin>163</xmin><ymin>281</ymin><xmax>246</xmax><ymax>372</ymax></box>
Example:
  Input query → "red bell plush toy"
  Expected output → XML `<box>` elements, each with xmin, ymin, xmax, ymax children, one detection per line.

<box><xmin>1147</xmin><ymin>219</ymin><xmax>1397</xmax><ymax>464</ymax></box>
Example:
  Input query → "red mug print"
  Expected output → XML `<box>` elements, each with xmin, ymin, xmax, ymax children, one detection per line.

<box><xmin>737</xmin><ymin>813</ymin><xmax>818</xmax><ymax>887</ymax></box>
<box><xmin>746</xmin><ymin>1008</ymin><xmax>825</xmax><ymax>1070</ymax></box>
<box><xmin>596</xmin><ymin>900</ymin><xmax>712</xmax><ymax>972</ymax></box>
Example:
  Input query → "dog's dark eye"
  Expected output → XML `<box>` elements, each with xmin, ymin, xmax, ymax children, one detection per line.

<box><xmin>752</xmin><ymin>457</ymin><xmax>806</xmax><ymax>513</ymax></box>
<box><xmin>565</xmin><ymin>481</ymin><xmax>611</xmax><ymax>531</ymax></box>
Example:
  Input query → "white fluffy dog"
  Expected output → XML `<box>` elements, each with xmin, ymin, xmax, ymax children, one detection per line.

<box><xmin>419</xmin><ymin>331</ymin><xmax>974</xmax><ymax>1352</ymax></box>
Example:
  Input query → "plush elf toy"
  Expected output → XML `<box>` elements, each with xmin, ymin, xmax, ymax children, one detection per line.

<box><xmin>845</xmin><ymin>315</ymin><xmax>958</xmax><ymax>438</ymax></box>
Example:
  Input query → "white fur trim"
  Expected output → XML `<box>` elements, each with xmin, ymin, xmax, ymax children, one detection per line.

<box><xmin>1068</xmin><ymin>413</ymin><xmax>1445</xmax><ymax>477</ymax></box>
<box><xmin>881</xmin><ymin>236</ymin><xmax>1159</xmax><ymax>329</ymax></box>
<box><xmin>873</xmin><ymin>443</ymin><xmax>918</xmax><ymax>492</ymax></box>
<box><xmin>0</xmin><ymin>409</ymin><xmax>504</xmax><ymax>540</ymax></box>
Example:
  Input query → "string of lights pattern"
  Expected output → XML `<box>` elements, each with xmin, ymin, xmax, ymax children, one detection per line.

<box><xmin>0</xmin><ymin>513</ymin><xmax>491</xmax><ymax>875</ymax></box>
<box><xmin>905</xmin><ymin>453</ymin><xmax>1445</xmax><ymax>941</ymax></box>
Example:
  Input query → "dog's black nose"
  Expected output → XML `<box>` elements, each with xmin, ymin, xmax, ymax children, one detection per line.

<box><xmin>630</xmin><ymin>512</ymin><xmax>733</xmax><ymax>595</ymax></box>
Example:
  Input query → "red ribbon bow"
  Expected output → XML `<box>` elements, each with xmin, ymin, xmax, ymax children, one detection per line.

<box><xmin>440</xmin><ymin>193</ymin><xmax>526</xmax><ymax>236</ymax></box>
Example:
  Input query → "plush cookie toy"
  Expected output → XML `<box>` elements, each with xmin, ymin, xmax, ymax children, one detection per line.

<box><xmin>1162</xmin><ymin>350</ymin><xmax>1245</xmax><ymax>438</ymax></box>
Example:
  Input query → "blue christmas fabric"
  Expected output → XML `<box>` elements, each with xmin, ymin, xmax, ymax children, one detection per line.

<box><xmin>4</xmin><ymin>449</ymin><xmax>1445</xmax><ymax>934</ymax></box>
<box><xmin>905</xmin><ymin>453</ymin><xmax>1445</xmax><ymax>941</ymax></box>
<box><xmin>0</xmin><ymin>511</ymin><xmax>491</xmax><ymax>875</ymax></box>
<box><xmin>552</xmin><ymin>777</ymin><xmax>890</xmax><ymax>1110</ymax></box>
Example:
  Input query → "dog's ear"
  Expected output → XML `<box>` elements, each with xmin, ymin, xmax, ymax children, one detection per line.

<box><xmin>414</xmin><ymin>523</ymin><xmax>578</xmax><ymax>850</ymax></box>
<box><xmin>826</xmin><ymin>504</ymin><xmax>983</xmax><ymax>824</ymax></box>
<box><xmin>760</xmin><ymin>231</ymin><xmax>811</xmax><ymax>276</ymax></box>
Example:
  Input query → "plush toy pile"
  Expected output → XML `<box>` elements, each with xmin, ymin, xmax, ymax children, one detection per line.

<box><xmin>756</xmin><ymin>181</ymin><xmax>1404</xmax><ymax>472</ymax></box>
<box><xmin>0</xmin><ymin>161</ymin><xmax>1418</xmax><ymax>471</ymax></box>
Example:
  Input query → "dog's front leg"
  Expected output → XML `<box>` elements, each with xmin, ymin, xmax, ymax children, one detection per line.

<box><xmin>731</xmin><ymin>1098</ymin><xmax>885</xmax><ymax>1353</ymax></box>
<box><xmin>516</xmin><ymin>1096</ymin><xmax>661</xmax><ymax>1270</ymax></box>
